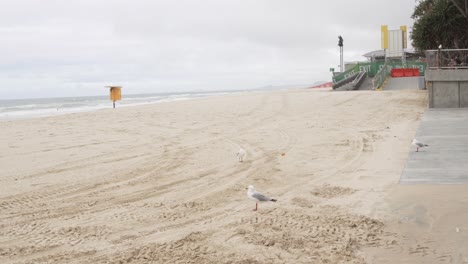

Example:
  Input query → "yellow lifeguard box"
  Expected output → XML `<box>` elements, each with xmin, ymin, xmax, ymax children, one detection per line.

<box><xmin>106</xmin><ymin>86</ymin><xmax>122</xmax><ymax>108</ymax></box>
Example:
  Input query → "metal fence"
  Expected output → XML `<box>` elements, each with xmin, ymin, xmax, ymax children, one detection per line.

<box><xmin>426</xmin><ymin>49</ymin><xmax>468</xmax><ymax>69</ymax></box>
<box><xmin>372</xmin><ymin>62</ymin><xmax>390</xmax><ymax>90</ymax></box>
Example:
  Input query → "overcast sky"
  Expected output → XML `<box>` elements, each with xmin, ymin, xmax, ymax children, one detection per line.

<box><xmin>0</xmin><ymin>0</ymin><xmax>416</xmax><ymax>99</ymax></box>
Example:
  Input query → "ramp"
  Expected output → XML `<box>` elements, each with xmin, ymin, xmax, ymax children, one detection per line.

<box><xmin>332</xmin><ymin>72</ymin><xmax>359</xmax><ymax>90</ymax></box>
<box><xmin>400</xmin><ymin>109</ymin><xmax>468</xmax><ymax>184</ymax></box>
<box><xmin>357</xmin><ymin>76</ymin><xmax>374</xmax><ymax>90</ymax></box>
<box><xmin>333</xmin><ymin>72</ymin><xmax>367</xmax><ymax>91</ymax></box>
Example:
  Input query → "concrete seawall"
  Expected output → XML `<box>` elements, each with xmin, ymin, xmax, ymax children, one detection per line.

<box><xmin>426</xmin><ymin>69</ymin><xmax>468</xmax><ymax>108</ymax></box>
<box><xmin>384</xmin><ymin>76</ymin><xmax>423</xmax><ymax>90</ymax></box>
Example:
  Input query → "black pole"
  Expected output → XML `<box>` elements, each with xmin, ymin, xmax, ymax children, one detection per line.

<box><xmin>113</xmin><ymin>100</ymin><xmax>115</xmax><ymax>108</ymax></box>
<box><xmin>338</xmin><ymin>36</ymin><xmax>344</xmax><ymax>72</ymax></box>
<box><xmin>340</xmin><ymin>46</ymin><xmax>343</xmax><ymax>72</ymax></box>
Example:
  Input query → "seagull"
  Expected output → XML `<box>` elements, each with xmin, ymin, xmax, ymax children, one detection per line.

<box><xmin>246</xmin><ymin>185</ymin><xmax>277</xmax><ymax>211</ymax></box>
<box><xmin>412</xmin><ymin>138</ymin><xmax>428</xmax><ymax>152</ymax></box>
<box><xmin>237</xmin><ymin>148</ymin><xmax>246</xmax><ymax>162</ymax></box>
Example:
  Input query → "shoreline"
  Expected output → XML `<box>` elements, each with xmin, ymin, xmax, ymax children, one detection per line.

<box><xmin>0</xmin><ymin>86</ymin><xmax>314</xmax><ymax>121</ymax></box>
<box><xmin>0</xmin><ymin>88</ymin><xmax>283</xmax><ymax>121</ymax></box>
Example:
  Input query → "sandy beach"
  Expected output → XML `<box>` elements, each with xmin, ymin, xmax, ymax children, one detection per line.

<box><xmin>1</xmin><ymin>88</ymin><xmax>467</xmax><ymax>263</ymax></box>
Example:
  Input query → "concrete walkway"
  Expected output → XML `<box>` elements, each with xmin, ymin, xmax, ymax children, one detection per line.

<box><xmin>400</xmin><ymin>108</ymin><xmax>468</xmax><ymax>184</ymax></box>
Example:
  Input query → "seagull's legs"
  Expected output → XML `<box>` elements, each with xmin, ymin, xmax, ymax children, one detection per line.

<box><xmin>253</xmin><ymin>203</ymin><xmax>258</xmax><ymax>211</ymax></box>
<box><xmin>416</xmin><ymin>147</ymin><xmax>419</xmax><ymax>152</ymax></box>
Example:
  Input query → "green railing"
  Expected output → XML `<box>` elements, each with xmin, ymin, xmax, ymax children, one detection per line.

<box><xmin>332</xmin><ymin>61</ymin><xmax>427</xmax><ymax>84</ymax></box>
<box><xmin>332</xmin><ymin>64</ymin><xmax>360</xmax><ymax>84</ymax></box>
<box><xmin>372</xmin><ymin>62</ymin><xmax>390</xmax><ymax>90</ymax></box>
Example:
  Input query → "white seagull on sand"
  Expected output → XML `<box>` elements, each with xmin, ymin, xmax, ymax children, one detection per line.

<box><xmin>246</xmin><ymin>185</ymin><xmax>277</xmax><ymax>211</ymax></box>
<box><xmin>412</xmin><ymin>138</ymin><xmax>429</xmax><ymax>152</ymax></box>
<box><xmin>237</xmin><ymin>148</ymin><xmax>246</xmax><ymax>162</ymax></box>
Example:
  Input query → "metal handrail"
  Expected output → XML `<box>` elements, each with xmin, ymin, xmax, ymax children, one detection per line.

<box><xmin>332</xmin><ymin>72</ymin><xmax>359</xmax><ymax>89</ymax></box>
<box><xmin>352</xmin><ymin>71</ymin><xmax>367</xmax><ymax>90</ymax></box>
<box><xmin>372</xmin><ymin>63</ymin><xmax>391</xmax><ymax>90</ymax></box>
<box><xmin>425</xmin><ymin>49</ymin><xmax>468</xmax><ymax>69</ymax></box>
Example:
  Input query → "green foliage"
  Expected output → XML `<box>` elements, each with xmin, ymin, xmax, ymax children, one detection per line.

<box><xmin>411</xmin><ymin>0</ymin><xmax>468</xmax><ymax>51</ymax></box>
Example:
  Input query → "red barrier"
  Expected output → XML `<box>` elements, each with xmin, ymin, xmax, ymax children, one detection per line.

<box><xmin>391</xmin><ymin>68</ymin><xmax>420</xmax><ymax>77</ymax></box>
<box><xmin>310</xmin><ymin>81</ymin><xmax>332</xmax><ymax>88</ymax></box>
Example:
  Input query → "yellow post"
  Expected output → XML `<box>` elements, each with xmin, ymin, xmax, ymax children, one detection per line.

<box><xmin>400</xmin><ymin>25</ymin><xmax>407</xmax><ymax>48</ymax></box>
<box><xmin>381</xmin><ymin>25</ymin><xmax>388</xmax><ymax>49</ymax></box>
<box><xmin>107</xmin><ymin>86</ymin><xmax>122</xmax><ymax>108</ymax></box>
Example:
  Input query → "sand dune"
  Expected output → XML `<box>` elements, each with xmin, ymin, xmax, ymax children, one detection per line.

<box><xmin>3</xmin><ymin>88</ymin><xmax>462</xmax><ymax>263</ymax></box>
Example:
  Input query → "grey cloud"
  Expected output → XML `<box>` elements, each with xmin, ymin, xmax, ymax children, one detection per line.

<box><xmin>0</xmin><ymin>0</ymin><xmax>415</xmax><ymax>99</ymax></box>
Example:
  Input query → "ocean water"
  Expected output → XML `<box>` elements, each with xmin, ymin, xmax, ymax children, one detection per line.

<box><xmin>0</xmin><ymin>90</ymin><xmax>244</xmax><ymax>120</ymax></box>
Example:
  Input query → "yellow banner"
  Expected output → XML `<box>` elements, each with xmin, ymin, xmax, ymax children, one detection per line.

<box><xmin>400</xmin><ymin>25</ymin><xmax>407</xmax><ymax>48</ymax></box>
<box><xmin>381</xmin><ymin>25</ymin><xmax>388</xmax><ymax>49</ymax></box>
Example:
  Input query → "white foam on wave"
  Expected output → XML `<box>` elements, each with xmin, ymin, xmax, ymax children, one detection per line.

<box><xmin>0</xmin><ymin>91</ymin><xmax>237</xmax><ymax>120</ymax></box>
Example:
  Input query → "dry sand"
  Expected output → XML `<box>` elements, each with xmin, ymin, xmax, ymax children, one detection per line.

<box><xmin>1</xmin><ymin>88</ymin><xmax>466</xmax><ymax>263</ymax></box>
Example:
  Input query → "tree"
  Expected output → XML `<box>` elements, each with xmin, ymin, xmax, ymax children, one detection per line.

<box><xmin>411</xmin><ymin>0</ymin><xmax>468</xmax><ymax>51</ymax></box>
